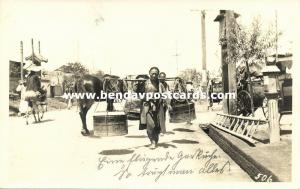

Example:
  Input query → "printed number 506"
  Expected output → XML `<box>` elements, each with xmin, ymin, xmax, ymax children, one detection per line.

<box><xmin>254</xmin><ymin>173</ymin><xmax>273</xmax><ymax>182</ymax></box>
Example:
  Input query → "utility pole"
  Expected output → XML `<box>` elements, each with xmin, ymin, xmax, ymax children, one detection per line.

<box><xmin>31</xmin><ymin>38</ymin><xmax>35</xmax><ymax>65</ymax></box>
<box><xmin>20</xmin><ymin>41</ymin><xmax>24</xmax><ymax>81</ymax></box>
<box><xmin>172</xmin><ymin>41</ymin><xmax>180</xmax><ymax>75</ymax></box>
<box><xmin>38</xmin><ymin>41</ymin><xmax>41</xmax><ymax>54</ymax></box>
<box><xmin>191</xmin><ymin>9</ymin><xmax>209</xmax><ymax>108</ymax></box>
<box><xmin>275</xmin><ymin>10</ymin><xmax>278</xmax><ymax>62</ymax></box>
<box><xmin>190</xmin><ymin>9</ymin><xmax>207</xmax><ymax>71</ymax></box>
<box><xmin>201</xmin><ymin>10</ymin><xmax>207</xmax><ymax>71</ymax></box>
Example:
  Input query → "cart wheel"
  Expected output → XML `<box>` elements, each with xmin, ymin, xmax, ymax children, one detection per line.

<box><xmin>237</xmin><ymin>90</ymin><xmax>252</xmax><ymax>116</ymax></box>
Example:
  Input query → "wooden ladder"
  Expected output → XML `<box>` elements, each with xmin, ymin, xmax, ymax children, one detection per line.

<box><xmin>211</xmin><ymin>113</ymin><xmax>268</xmax><ymax>145</ymax></box>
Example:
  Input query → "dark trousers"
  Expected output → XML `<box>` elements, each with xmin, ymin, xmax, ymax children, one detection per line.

<box><xmin>140</xmin><ymin>101</ymin><xmax>161</xmax><ymax>144</ymax></box>
<box><xmin>146</xmin><ymin>111</ymin><xmax>160</xmax><ymax>144</ymax></box>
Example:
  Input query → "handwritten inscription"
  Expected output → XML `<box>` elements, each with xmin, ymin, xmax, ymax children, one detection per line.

<box><xmin>98</xmin><ymin>148</ymin><xmax>231</xmax><ymax>181</ymax></box>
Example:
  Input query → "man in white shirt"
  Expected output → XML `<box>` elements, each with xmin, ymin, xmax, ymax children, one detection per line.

<box><xmin>16</xmin><ymin>80</ymin><xmax>28</xmax><ymax>116</ymax></box>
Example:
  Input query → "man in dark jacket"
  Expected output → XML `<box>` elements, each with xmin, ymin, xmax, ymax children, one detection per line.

<box><xmin>135</xmin><ymin>67</ymin><xmax>162</xmax><ymax>149</ymax></box>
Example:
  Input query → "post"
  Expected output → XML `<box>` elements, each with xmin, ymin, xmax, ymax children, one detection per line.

<box><xmin>214</xmin><ymin>10</ymin><xmax>239</xmax><ymax>115</ymax></box>
<box><xmin>268</xmin><ymin>98</ymin><xmax>280</xmax><ymax>143</ymax></box>
<box><xmin>20</xmin><ymin>41</ymin><xmax>24</xmax><ymax>81</ymax></box>
<box><xmin>262</xmin><ymin>64</ymin><xmax>281</xmax><ymax>143</ymax></box>
<box><xmin>200</xmin><ymin>11</ymin><xmax>209</xmax><ymax>109</ymax></box>
<box><xmin>267</xmin><ymin>11</ymin><xmax>280</xmax><ymax>143</ymax></box>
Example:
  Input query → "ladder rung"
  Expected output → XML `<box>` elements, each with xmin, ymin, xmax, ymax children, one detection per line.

<box><xmin>238</xmin><ymin>120</ymin><xmax>249</xmax><ymax>134</ymax></box>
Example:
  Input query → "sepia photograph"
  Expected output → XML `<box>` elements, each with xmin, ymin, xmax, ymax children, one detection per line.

<box><xmin>0</xmin><ymin>0</ymin><xmax>299</xmax><ymax>188</ymax></box>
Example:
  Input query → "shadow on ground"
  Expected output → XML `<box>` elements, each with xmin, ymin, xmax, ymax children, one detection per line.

<box><xmin>99</xmin><ymin>149</ymin><xmax>134</xmax><ymax>155</ymax></box>
<box><xmin>172</xmin><ymin>139</ymin><xmax>199</xmax><ymax>144</ymax></box>
<box><xmin>29</xmin><ymin>119</ymin><xmax>55</xmax><ymax>125</ymax></box>
<box><xmin>173</xmin><ymin>128</ymin><xmax>195</xmax><ymax>132</ymax></box>
<box><xmin>157</xmin><ymin>142</ymin><xmax>177</xmax><ymax>148</ymax></box>
<box><xmin>125</xmin><ymin>135</ymin><xmax>148</xmax><ymax>138</ymax></box>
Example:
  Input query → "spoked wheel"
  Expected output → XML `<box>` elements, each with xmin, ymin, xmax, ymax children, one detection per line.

<box><xmin>262</xmin><ymin>97</ymin><xmax>269</xmax><ymax>119</ymax></box>
<box><xmin>237</xmin><ymin>90</ymin><xmax>252</xmax><ymax>116</ymax></box>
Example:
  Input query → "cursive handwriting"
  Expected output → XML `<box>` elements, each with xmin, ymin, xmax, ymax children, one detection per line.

<box><xmin>97</xmin><ymin>148</ymin><xmax>231</xmax><ymax>182</ymax></box>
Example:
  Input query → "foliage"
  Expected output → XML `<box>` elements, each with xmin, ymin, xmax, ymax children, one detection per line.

<box><xmin>226</xmin><ymin>16</ymin><xmax>280</xmax><ymax>76</ymax></box>
<box><xmin>178</xmin><ymin>68</ymin><xmax>202</xmax><ymax>87</ymax></box>
<box><xmin>60</xmin><ymin>62</ymin><xmax>89</xmax><ymax>76</ymax></box>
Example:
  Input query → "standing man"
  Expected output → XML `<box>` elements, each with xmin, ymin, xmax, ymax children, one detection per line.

<box><xmin>16</xmin><ymin>80</ymin><xmax>28</xmax><ymax>116</ymax></box>
<box><xmin>158</xmin><ymin>72</ymin><xmax>171</xmax><ymax>136</ymax></box>
<box><xmin>135</xmin><ymin>67</ymin><xmax>162</xmax><ymax>149</ymax></box>
<box><xmin>208</xmin><ymin>79</ymin><xmax>214</xmax><ymax>108</ymax></box>
<box><xmin>185</xmin><ymin>80</ymin><xmax>194</xmax><ymax>125</ymax></box>
<box><xmin>50</xmin><ymin>77</ymin><xmax>56</xmax><ymax>98</ymax></box>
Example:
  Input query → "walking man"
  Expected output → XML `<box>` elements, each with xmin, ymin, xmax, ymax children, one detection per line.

<box><xmin>135</xmin><ymin>67</ymin><xmax>163</xmax><ymax>149</ymax></box>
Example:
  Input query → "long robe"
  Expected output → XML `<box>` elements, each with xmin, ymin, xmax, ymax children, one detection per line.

<box><xmin>158</xmin><ymin>81</ymin><xmax>170</xmax><ymax>134</ymax></box>
<box><xmin>135</xmin><ymin>79</ymin><xmax>162</xmax><ymax>143</ymax></box>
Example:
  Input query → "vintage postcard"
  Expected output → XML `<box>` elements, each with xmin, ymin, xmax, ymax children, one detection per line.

<box><xmin>0</xmin><ymin>0</ymin><xmax>299</xmax><ymax>188</ymax></box>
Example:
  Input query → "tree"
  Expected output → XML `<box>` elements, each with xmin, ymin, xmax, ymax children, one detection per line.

<box><xmin>227</xmin><ymin>16</ymin><xmax>280</xmax><ymax>77</ymax></box>
<box><xmin>60</xmin><ymin>62</ymin><xmax>89</xmax><ymax>76</ymax></box>
<box><xmin>225</xmin><ymin>15</ymin><xmax>280</xmax><ymax>115</ymax></box>
<box><xmin>178</xmin><ymin>68</ymin><xmax>202</xmax><ymax>87</ymax></box>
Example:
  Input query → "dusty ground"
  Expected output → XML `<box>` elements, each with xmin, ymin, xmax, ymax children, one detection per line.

<box><xmin>2</xmin><ymin>102</ymin><xmax>253</xmax><ymax>188</ymax></box>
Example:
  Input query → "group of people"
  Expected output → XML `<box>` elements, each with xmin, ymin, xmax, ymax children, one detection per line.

<box><xmin>133</xmin><ymin>67</ymin><xmax>173</xmax><ymax>149</ymax></box>
<box><xmin>16</xmin><ymin>65</ymin><xmax>192</xmax><ymax>144</ymax></box>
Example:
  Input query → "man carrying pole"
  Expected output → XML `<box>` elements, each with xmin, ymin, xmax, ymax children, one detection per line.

<box><xmin>134</xmin><ymin>67</ymin><xmax>163</xmax><ymax>149</ymax></box>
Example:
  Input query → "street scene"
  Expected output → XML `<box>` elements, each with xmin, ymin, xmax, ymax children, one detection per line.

<box><xmin>2</xmin><ymin>0</ymin><xmax>297</xmax><ymax>188</ymax></box>
<box><xmin>6</xmin><ymin>104</ymin><xmax>253</xmax><ymax>187</ymax></box>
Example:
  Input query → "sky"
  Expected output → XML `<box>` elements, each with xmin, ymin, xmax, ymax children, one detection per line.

<box><xmin>0</xmin><ymin>0</ymin><xmax>298</xmax><ymax>77</ymax></box>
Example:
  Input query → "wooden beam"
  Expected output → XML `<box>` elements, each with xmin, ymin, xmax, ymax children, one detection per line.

<box><xmin>31</xmin><ymin>38</ymin><xmax>34</xmax><ymax>65</ymax></box>
<box><xmin>215</xmin><ymin>10</ymin><xmax>239</xmax><ymax>115</ymax></box>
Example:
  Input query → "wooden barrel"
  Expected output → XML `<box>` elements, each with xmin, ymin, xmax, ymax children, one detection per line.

<box><xmin>93</xmin><ymin>111</ymin><xmax>128</xmax><ymax>137</ymax></box>
<box><xmin>169</xmin><ymin>102</ymin><xmax>196</xmax><ymax>123</ymax></box>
